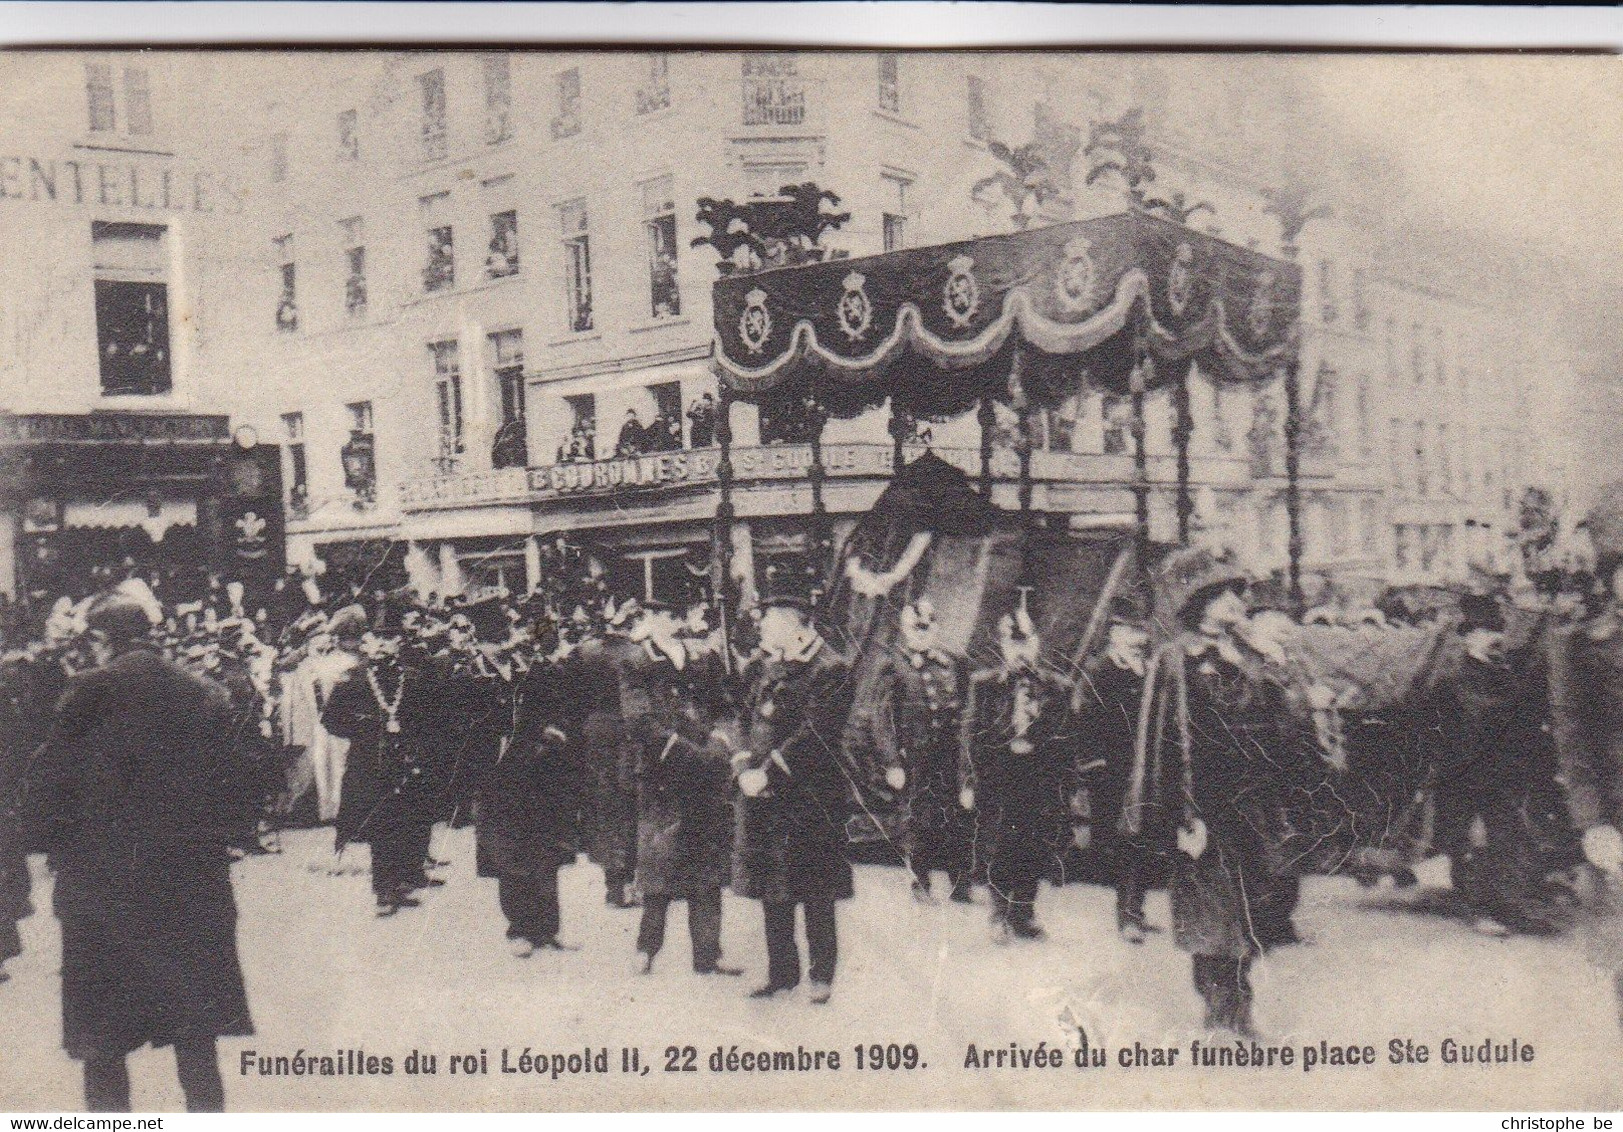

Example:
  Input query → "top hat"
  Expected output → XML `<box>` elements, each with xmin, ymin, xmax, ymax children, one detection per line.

<box><xmin>1458</xmin><ymin>591</ymin><xmax>1506</xmax><ymax>634</ymax></box>
<box><xmin>760</xmin><ymin>559</ymin><xmax>815</xmax><ymax>611</ymax></box>
<box><xmin>328</xmin><ymin>603</ymin><xmax>369</xmax><ymax>642</ymax></box>
<box><xmin>1155</xmin><ymin>546</ymin><xmax>1248</xmax><ymax>624</ymax></box>
<box><xmin>85</xmin><ymin>592</ymin><xmax>153</xmax><ymax>642</ymax></box>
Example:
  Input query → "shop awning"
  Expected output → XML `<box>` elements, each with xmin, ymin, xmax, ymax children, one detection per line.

<box><xmin>712</xmin><ymin>209</ymin><xmax>1301</xmax><ymax>420</ymax></box>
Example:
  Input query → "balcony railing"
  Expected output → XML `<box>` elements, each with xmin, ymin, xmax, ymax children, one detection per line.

<box><xmin>398</xmin><ymin>442</ymin><xmax>1253</xmax><ymax>514</ymax></box>
<box><xmin>742</xmin><ymin>76</ymin><xmax>806</xmax><ymax>126</ymax></box>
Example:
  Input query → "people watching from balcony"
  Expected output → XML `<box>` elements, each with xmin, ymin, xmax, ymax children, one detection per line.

<box><xmin>616</xmin><ymin>409</ymin><xmax>648</xmax><ymax>458</ymax></box>
<box><xmin>557</xmin><ymin>420</ymin><xmax>597</xmax><ymax>465</ymax></box>
<box><xmin>687</xmin><ymin>393</ymin><xmax>717</xmax><ymax>449</ymax></box>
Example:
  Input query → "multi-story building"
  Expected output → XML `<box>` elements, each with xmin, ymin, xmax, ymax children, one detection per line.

<box><xmin>3</xmin><ymin>49</ymin><xmax>1579</xmax><ymax>605</ymax></box>
<box><xmin>0</xmin><ymin>52</ymin><xmax>281</xmax><ymax>603</ymax></box>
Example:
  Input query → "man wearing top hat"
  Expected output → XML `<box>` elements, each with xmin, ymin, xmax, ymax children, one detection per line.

<box><xmin>629</xmin><ymin>599</ymin><xmax>744</xmax><ymax>976</ymax></box>
<box><xmin>731</xmin><ymin>570</ymin><xmax>856</xmax><ymax>1003</ymax></box>
<box><xmin>321</xmin><ymin>607</ymin><xmax>448</xmax><ymax>915</ymax></box>
<box><xmin>1121</xmin><ymin>547</ymin><xmax>1297</xmax><ymax>1035</ymax></box>
<box><xmin>1437</xmin><ymin>590</ymin><xmax>1571</xmax><ymax>937</ymax></box>
<box><xmin>961</xmin><ymin>593</ymin><xmax>1076</xmax><ymax>944</ymax></box>
<box><xmin>24</xmin><ymin>591</ymin><xmax>258</xmax><ymax>1111</ymax></box>
<box><xmin>1073</xmin><ymin>593</ymin><xmax>1160</xmax><ymax>943</ymax></box>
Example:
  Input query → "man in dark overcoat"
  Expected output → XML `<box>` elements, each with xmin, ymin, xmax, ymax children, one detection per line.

<box><xmin>322</xmin><ymin>615</ymin><xmax>447</xmax><ymax>915</ymax></box>
<box><xmin>854</xmin><ymin>597</ymin><xmax>973</xmax><ymax>903</ymax></box>
<box><xmin>629</xmin><ymin>606</ymin><xmax>742</xmax><ymax>975</ymax></box>
<box><xmin>23</xmin><ymin>593</ymin><xmax>257</xmax><ymax>1111</ymax></box>
<box><xmin>1436</xmin><ymin>594</ymin><xmax>1571</xmax><ymax>937</ymax></box>
<box><xmin>475</xmin><ymin>638</ymin><xmax>585</xmax><ymax>954</ymax></box>
<box><xmin>575</xmin><ymin>618</ymin><xmax>642</xmax><ymax>908</ymax></box>
<box><xmin>1551</xmin><ymin>562</ymin><xmax>1623</xmax><ymax>1022</ymax></box>
<box><xmin>732</xmin><ymin>593</ymin><xmax>856</xmax><ymax>1003</ymax></box>
<box><xmin>961</xmin><ymin>603</ymin><xmax>1075</xmax><ymax>943</ymax></box>
<box><xmin>1073</xmin><ymin>598</ymin><xmax>1159</xmax><ymax>942</ymax></box>
<box><xmin>1122</xmin><ymin>548</ymin><xmax>1300</xmax><ymax>1036</ymax></box>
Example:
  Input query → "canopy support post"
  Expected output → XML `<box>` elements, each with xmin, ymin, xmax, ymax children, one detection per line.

<box><xmin>806</xmin><ymin>390</ymin><xmax>832</xmax><ymax>596</ymax></box>
<box><xmin>977</xmin><ymin>397</ymin><xmax>996</xmax><ymax>499</ymax></box>
<box><xmin>712</xmin><ymin>368</ymin><xmax>736</xmax><ymax>660</ymax></box>
<box><xmin>1011</xmin><ymin>347</ymin><xmax>1034</xmax><ymax>522</ymax></box>
<box><xmin>1174</xmin><ymin>364</ymin><xmax>1194</xmax><ymax>544</ymax></box>
<box><xmin>1284</xmin><ymin>357</ymin><xmax>1304</xmax><ymax>615</ymax></box>
<box><xmin>888</xmin><ymin>400</ymin><xmax>911</xmax><ymax>473</ymax></box>
<box><xmin>1131</xmin><ymin>316</ymin><xmax>1152</xmax><ymax>574</ymax></box>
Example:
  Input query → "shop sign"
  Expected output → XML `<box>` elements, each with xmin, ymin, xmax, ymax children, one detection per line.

<box><xmin>0</xmin><ymin>413</ymin><xmax>231</xmax><ymax>444</ymax></box>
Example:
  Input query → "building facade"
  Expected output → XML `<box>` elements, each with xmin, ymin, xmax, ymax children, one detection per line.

<box><xmin>0</xmin><ymin>52</ymin><xmax>281</xmax><ymax>603</ymax></box>
<box><xmin>2</xmin><ymin>50</ymin><xmax>1576</xmax><ymax>607</ymax></box>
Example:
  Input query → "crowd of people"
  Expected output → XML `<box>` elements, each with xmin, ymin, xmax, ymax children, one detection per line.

<box><xmin>2</xmin><ymin>525</ymin><xmax>1623</xmax><ymax>1112</ymax></box>
<box><xmin>554</xmin><ymin>394</ymin><xmax>719</xmax><ymax>466</ymax></box>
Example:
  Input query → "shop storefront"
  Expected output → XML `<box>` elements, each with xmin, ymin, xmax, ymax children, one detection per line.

<box><xmin>0</xmin><ymin>411</ymin><xmax>282</xmax><ymax>607</ymax></box>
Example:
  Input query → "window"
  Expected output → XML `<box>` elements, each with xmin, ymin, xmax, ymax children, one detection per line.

<box><xmin>742</xmin><ymin>53</ymin><xmax>804</xmax><ymax>126</ymax></box>
<box><xmin>123</xmin><ymin>67</ymin><xmax>152</xmax><ymax>135</ymax></box>
<box><xmin>1351</xmin><ymin>267</ymin><xmax>1369</xmax><ymax>330</ymax></box>
<box><xmin>418</xmin><ymin>68</ymin><xmax>447</xmax><ymax>160</ymax></box>
<box><xmin>966</xmin><ymin>74</ymin><xmax>991</xmax><ymax>140</ymax></box>
<box><xmin>273</xmin><ymin>234</ymin><xmax>297</xmax><ymax>332</ymax></box>
<box><xmin>486</xmin><ymin>209</ymin><xmax>520</xmax><ymax>279</ymax></box>
<box><xmin>86</xmin><ymin>62</ymin><xmax>151</xmax><ymax>135</ymax></box>
<box><xmin>269</xmin><ymin>132</ymin><xmax>289</xmax><ymax>183</ymax></box>
<box><xmin>1318</xmin><ymin>259</ymin><xmax>1337</xmax><ymax>324</ymax></box>
<box><xmin>489</xmin><ymin>330</ymin><xmax>527</xmax><ymax>469</ymax></box>
<box><xmin>1410</xmin><ymin>323</ymin><xmax>1424</xmax><ymax>384</ymax></box>
<box><xmin>86</xmin><ymin>63</ymin><xmax>116</xmax><ymax>131</ymax></box>
<box><xmin>637</xmin><ymin>53</ymin><xmax>671</xmax><ymax>114</ymax></box>
<box><xmin>1437</xmin><ymin>422</ymin><xmax>1453</xmax><ymax>496</ymax></box>
<box><xmin>337</xmin><ymin>109</ymin><xmax>359</xmax><ymax>160</ymax></box>
<box><xmin>1101</xmin><ymin>393</ymin><xmax>1131</xmax><ymax>455</ymax></box>
<box><xmin>881</xmin><ymin>173</ymin><xmax>910</xmax><ymax>251</ymax></box>
<box><xmin>340</xmin><ymin>217</ymin><xmax>366</xmax><ymax>315</ymax></box>
<box><xmin>559</xmin><ymin>393</ymin><xmax>597</xmax><ymax>463</ymax></box>
<box><xmin>1360</xmin><ymin>498</ymin><xmax>1379</xmax><ymax>554</ymax></box>
<box><xmin>641</xmin><ymin>176</ymin><xmax>680</xmax><ymax>318</ymax></box>
<box><xmin>1413</xmin><ymin>421</ymin><xmax>1429</xmax><ymax>497</ymax></box>
<box><xmin>430</xmin><ymin>340</ymin><xmax>464</xmax><ymax>470</ymax></box>
<box><xmin>343</xmin><ymin>401</ymin><xmax>376</xmax><ymax>505</ymax></box>
<box><xmin>645</xmin><ymin>381</ymin><xmax>683</xmax><ymax>452</ymax></box>
<box><xmin>1328</xmin><ymin>498</ymin><xmax>1350</xmax><ymax>558</ymax></box>
<box><xmin>92</xmin><ymin>222</ymin><xmax>170</xmax><ymax>397</ymax></box>
<box><xmin>1355</xmin><ymin>376</ymin><xmax>1372</xmax><ymax>459</ymax></box>
<box><xmin>744</xmin><ymin>161</ymin><xmax>808</xmax><ymax>200</ymax></box>
<box><xmin>559</xmin><ymin>199</ymin><xmax>593</xmax><ymax>332</ymax></box>
<box><xmin>552</xmin><ymin>68</ymin><xmax>582</xmax><ymax>139</ymax></box>
<box><xmin>877</xmin><ymin>53</ymin><xmax>901</xmax><ymax>114</ymax></box>
<box><xmin>1394</xmin><ymin>524</ymin><xmax>1414</xmax><ymax>571</ymax></box>
<box><xmin>421</xmin><ymin>192</ymin><xmax>454</xmax><ymax>293</ymax></box>
<box><xmin>282</xmin><ymin>412</ymin><xmax>308</xmax><ymax>515</ymax></box>
<box><xmin>1388</xmin><ymin>417</ymin><xmax>1405</xmax><ymax>490</ymax></box>
<box><xmin>483</xmin><ymin>54</ymin><xmax>513</xmax><ymax>144</ymax></box>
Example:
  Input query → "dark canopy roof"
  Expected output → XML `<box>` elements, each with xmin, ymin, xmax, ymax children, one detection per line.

<box><xmin>712</xmin><ymin>210</ymin><xmax>1302</xmax><ymax>421</ymax></box>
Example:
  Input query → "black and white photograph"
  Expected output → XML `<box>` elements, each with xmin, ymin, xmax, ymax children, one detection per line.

<box><xmin>1</xmin><ymin>7</ymin><xmax>1622</xmax><ymax>1113</ymax></box>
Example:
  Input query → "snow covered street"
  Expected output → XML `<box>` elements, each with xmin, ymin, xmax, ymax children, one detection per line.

<box><xmin>2</xmin><ymin>827</ymin><xmax>1619</xmax><ymax>1111</ymax></box>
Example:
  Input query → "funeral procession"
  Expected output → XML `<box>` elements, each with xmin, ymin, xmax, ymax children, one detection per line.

<box><xmin>0</xmin><ymin>48</ymin><xmax>1619</xmax><ymax>1112</ymax></box>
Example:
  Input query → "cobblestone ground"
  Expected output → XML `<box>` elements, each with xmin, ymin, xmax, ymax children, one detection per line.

<box><xmin>2</xmin><ymin>827</ymin><xmax>1619</xmax><ymax>1111</ymax></box>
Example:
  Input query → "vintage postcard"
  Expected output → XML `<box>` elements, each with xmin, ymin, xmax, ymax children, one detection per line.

<box><xmin>0</xmin><ymin>31</ymin><xmax>1620</xmax><ymax>1114</ymax></box>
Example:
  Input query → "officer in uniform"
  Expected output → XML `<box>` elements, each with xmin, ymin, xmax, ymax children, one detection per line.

<box><xmin>1074</xmin><ymin>596</ymin><xmax>1159</xmax><ymax>943</ymax></box>
<box><xmin>961</xmin><ymin>594</ymin><xmax>1075</xmax><ymax>943</ymax></box>
<box><xmin>856</xmin><ymin>597</ymin><xmax>973</xmax><ymax>904</ymax></box>
<box><xmin>731</xmin><ymin>577</ymin><xmax>857</xmax><ymax>1003</ymax></box>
